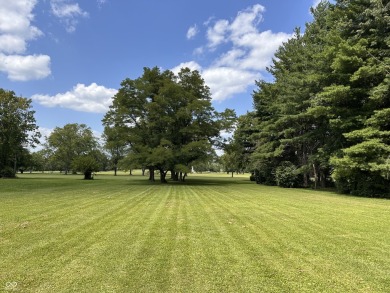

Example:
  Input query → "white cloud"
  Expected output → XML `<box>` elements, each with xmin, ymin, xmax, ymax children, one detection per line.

<box><xmin>0</xmin><ymin>0</ymin><xmax>43</xmax><ymax>51</ymax></box>
<box><xmin>186</xmin><ymin>25</ymin><xmax>198</xmax><ymax>40</ymax></box>
<box><xmin>203</xmin><ymin>67</ymin><xmax>259</xmax><ymax>101</ymax></box>
<box><xmin>0</xmin><ymin>53</ymin><xmax>51</xmax><ymax>81</ymax></box>
<box><xmin>175</xmin><ymin>4</ymin><xmax>290</xmax><ymax>102</ymax></box>
<box><xmin>39</xmin><ymin>127</ymin><xmax>54</xmax><ymax>140</ymax></box>
<box><xmin>0</xmin><ymin>35</ymin><xmax>27</xmax><ymax>54</ymax></box>
<box><xmin>230</xmin><ymin>30</ymin><xmax>290</xmax><ymax>71</ymax></box>
<box><xmin>171</xmin><ymin>61</ymin><xmax>202</xmax><ymax>75</ymax></box>
<box><xmin>50</xmin><ymin>0</ymin><xmax>88</xmax><ymax>33</ymax></box>
<box><xmin>207</xmin><ymin>19</ymin><xmax>229</xmax><ymax>49</ymax></box>
<box><xmin>32</xmin><ymin>83</ymin><xmax>118</xmax><ymax>113</ymax></box>
<box><xmin>312</xmin><ymin>0</ymin><xmax>322</xmax><ymax>8</ymax></box>
<box><xmin>229</xmin><ymin>4</ymin><xmax>265</xmax><ymax>41</ymax></box>
<box><xmin>0</xmin><ymin>0</ymin><xmax>51</xmax><ymax>81</ymax></box>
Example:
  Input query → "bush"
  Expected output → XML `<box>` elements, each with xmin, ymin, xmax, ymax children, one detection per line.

<box><xmin>253</xmin><ymin>167</ymin><xmax>277</xmax><ymax>185</ymax></box>
<box><xmin>334</xmin><ymin>169</ymin><xmax>390</xmax><ymax>198</ymax></box>
<box><xmin>0</xmin><ymin>167</ymin><xmax>16</xmax><ymax>178</ymax></box>
<box><xmin>275</xmin><ymin>161</ymin><xmax>298</xmax><ymax>188</ymax></box>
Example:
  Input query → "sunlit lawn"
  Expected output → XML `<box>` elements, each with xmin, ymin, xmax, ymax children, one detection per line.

<box><xmin>1</xmin><ymin>172</ymin><xmax>390</xmax><ymax>292</ymax></box>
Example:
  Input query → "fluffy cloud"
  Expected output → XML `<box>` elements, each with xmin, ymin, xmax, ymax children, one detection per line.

<box><xmin>186</xmin><ymin>25</ymin><xmax>199</xmax><ymax>40</ymax></box>
<box><xmin>203</xmin><ymin>67</ymin><xmax>259</xmax><ymax>101</ymax></box>
<box><xmin>171</xmin><ymin>61</ymin><xmax>202</xmax><ymax>75</ymax></box>
<box><xmin>32</xmin><ymin>83</ymin><xmax>117</xmax><ymax>113</ymax></box>
<box><xmin>0</xmin><ymin>54</ymin><xmax>51</xmax><ymax>81</ymax></box>
<box><xmin>171</xmin><ymin>61</ymin><xmax>258</xmax><ymax>102</ymax></box>
<box><xmin>0</xmin><ymin>0</ymin><xmax>51</xmax><ymax>81</ymax></box>
<box><xmin>174</xmin><ymin>4</ymin><xmax>290</xmax><ymax>102</ymax></box>
<box><xmin>50</xmin><ymin>0</ymin><xmax>88</xmax><ymax>33</ymax></box>
<box><xmin>0</xmin><ymin>0</ymin><xmax>43</xmax><ymax>54</ymax></box>
<box><xmin>229</xmin><ymin>4</ymin><xmax>265</xmax><ymax>41</ymax></box>
<box><xmin>207</xmin><ymin>19</ymin><xmax>229</xmax><ymax>49</ymax></box>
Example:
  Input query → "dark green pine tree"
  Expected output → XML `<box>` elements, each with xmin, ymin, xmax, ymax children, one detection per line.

<box><xmin>330</xmin><ymin>0</ymin><xmax>390</xmax><ymax>196</ymax></box>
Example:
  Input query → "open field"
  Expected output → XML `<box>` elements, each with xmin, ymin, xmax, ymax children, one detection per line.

<box><xmin>1</xmin><ymin>173</ymin><xmax>390</xmax><ymax>292</ymax></box>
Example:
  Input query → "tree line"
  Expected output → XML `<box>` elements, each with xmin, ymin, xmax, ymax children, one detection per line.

<box><xmin>226</xmin><ymin>0</ymin><xmax>389</xmax><ymax>197</ymax></box>
<box><xmin>0</xmin><ymin>68</ymin><xmax>234</xmax><ymax>180</ymax></box>
<box><xmin>1</xmin><ymin>0</ymin><xmax>388</xmax><ymax>197</ymax></box>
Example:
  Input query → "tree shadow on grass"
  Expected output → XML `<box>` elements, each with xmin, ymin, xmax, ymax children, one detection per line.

<box><xmin>127</xmin><ymin>176</ymin><xmax>253</xmax><ymax>186</ymax></box>
<box><xmin>16</xmin><ymin>173</ymin><xmax>254</xmax><ymax>187</ymax></box>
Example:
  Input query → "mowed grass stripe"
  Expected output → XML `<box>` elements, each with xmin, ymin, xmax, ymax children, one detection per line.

<box><xmin>2</xmin><ymin>182</ymin><xmax>160</xmax><ymax>292</ymax></box>
<box><xmin>1</xmin><ymin>174</ymin><xmax>390</xmax><ymax>292</ymax></box>
<box><xmin>198</xmin><ymin>184</ymin><xmax>390</xmax><ymax>292</ymax></box>
<box><xmin>197</xmin><ymin>184</ymin><xmax>313</xmax><ymax>291</ymax></box>
<box><xmin>187</xmin><ymin>186</ymin><xmax>257</xmax><ymax>291</ymax></box>
<box><xmin>35</xmin><ymin>186</ymin><xmax>165</xmax><ymax>292</ymax></box>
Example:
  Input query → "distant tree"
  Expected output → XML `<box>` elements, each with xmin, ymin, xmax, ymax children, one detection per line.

<box><xmin>0</xmin><ymin>89</ymin><xmax>40</xmax><ymax>177</ymax></box>
<box><xmin>103</xmin><ymin>125</ymin><xmax>128</xmax><ymax>175</ymax></box>
<box><xmin>72</xmin><ymin>155</ymin><xmax>100</xmax><ymax>180</ymax></box>
<box><xmin>46</xmin><ymin>123</ymin><xmax>98</xmax><ymax>174</ymax></box>
<box><xmin>221</xmin><ymin>150</ymin><xmax>239</xmax><ymax>177</ymax></box>
<box><xmin>15</xmin><ymin>148</ymin><xmax>33</xmax><ymax>174</ymax></box>
<box><xmin>228</xmin><ymin>112</ymin><xmax>257</xmax><ymax>174</ymax></box>
<box><xmin>29</xmin><ymin>150</ymin><xmax>46</xmax><ymax>172</ymax></box>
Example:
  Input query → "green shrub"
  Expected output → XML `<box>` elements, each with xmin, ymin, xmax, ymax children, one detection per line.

<box><xmin>334</xmin><ymin>169</ymin><xmax>390</xmax><ymax>198</ymax></box>
<box><xmin>0</xmin><ymin>167</ymin><xmax>16</xmax><ymax>178</ymax></box>
<box><xmin>275</xmin><ymin>161</ymin><xmax>298</xmax><ymax>188</ymax></box>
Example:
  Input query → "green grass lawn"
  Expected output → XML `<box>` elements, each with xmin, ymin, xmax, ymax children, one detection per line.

<box><xmin>1</xmin><ymin>173</ymin><xmax>390</xmax><ymax>292</ymax></box>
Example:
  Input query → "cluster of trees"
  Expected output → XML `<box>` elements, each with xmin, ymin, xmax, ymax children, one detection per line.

<box><xmin>103</xmin><ymin>67</ymin><xmax>235</xmax><ymax>182</ymax></box>
<box><xmin>228</xmin><ymin>0</ymin><xmax>389</xmax><ymax>197</ymax></box>
<box><xmin>2</xmin><ymin>0</ymin><xmax>387</xmax><ymax>197</ymax></box>
<box><xmin>40</xmin><ymin>123</ymin><xmax>109</xmax><ymax>179</ymax></box>
<box><xmin>0</xmin><ymin>67</ymin><xmax>234</xmax><ymax>181</ymax></box>
<box><xmin>0</xmin><ymin>118</ymin><xmax>110</xmax><ymax>179</ymax></box>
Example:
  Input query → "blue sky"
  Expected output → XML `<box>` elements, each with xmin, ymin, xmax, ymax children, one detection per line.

<box><xmin>0</xmin><ymin>0</ymin><xmax>322</xmax><ymax>141</ymax></box>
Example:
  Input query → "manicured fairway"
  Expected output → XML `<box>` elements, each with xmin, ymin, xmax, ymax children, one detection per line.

<box><xmin>1</xmin><ymin>173</ymin><xmax>390</xmax><ymax>292</ymax></box>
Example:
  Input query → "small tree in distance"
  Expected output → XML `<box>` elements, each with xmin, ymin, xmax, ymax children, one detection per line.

<box><xmin>72</xmin><ymin>155</ymin><xmax>100</xmax><ymax>180</ymax></box>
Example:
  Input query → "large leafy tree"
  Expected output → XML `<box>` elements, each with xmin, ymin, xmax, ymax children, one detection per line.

<box><xmin>103</xmin><ymin>67</ymin><xmax>235</xmax><ymax>183</ymax></box>
<box><xmin>46</xmin><ymin>123</ymin><xmax>98</xmax><ymax>174</ymax></box>
<box><xmin>0</xmin><ymin>89</ymin><xmax>40</xmax><ymax>177</ymax></box>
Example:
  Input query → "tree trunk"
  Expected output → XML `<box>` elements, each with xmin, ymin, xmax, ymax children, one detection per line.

<box><xmin>159</xmin><ymin>169</ymin><xmax>168</xmax><ymax>183</ymax></box>
<box><xmin>84</xmin><ymin>171</ymin><xmax>93</xmax><ymax>180</ymax></box>
<box><xmin>231</xmin><ymin>171</ymin><xmax>234</xmax><ymax>178</ymax></box>
<box><xmin>300</xmin><ymin>148</ymin><xmax>309</xmax><ymax>188</ymax></box>
<box><xmin>170</xmin><ymin>169</ymin><xmax>178</xmax><ymax>181</ymax></box>
<box><xmin>149</xmin><ymin>167</ymin><xmax>155</xmax><ymax>181</ymax></box>
<box><xmin>129</xmin><ymin>169</ymin><xmax>132</xmax><ymax>175</ymax></box>
<box><xmin>320</xmin><ymin>171</ymin><xmax>326</xmax><ymax>188</ymax></box>
<box><xmin>312</xmin><ymin>163</ymin><xmax>318</xmax><ymax>189</ymax></box>
<box><xmin>114</xmin><ymin>166</ymin><xmax>117</xmax><ymax>176</ymax></box>
<box><xmin>142</xmin><ymin>167</ymin><xmax>146</xmax><ymax>176</ymax></box>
